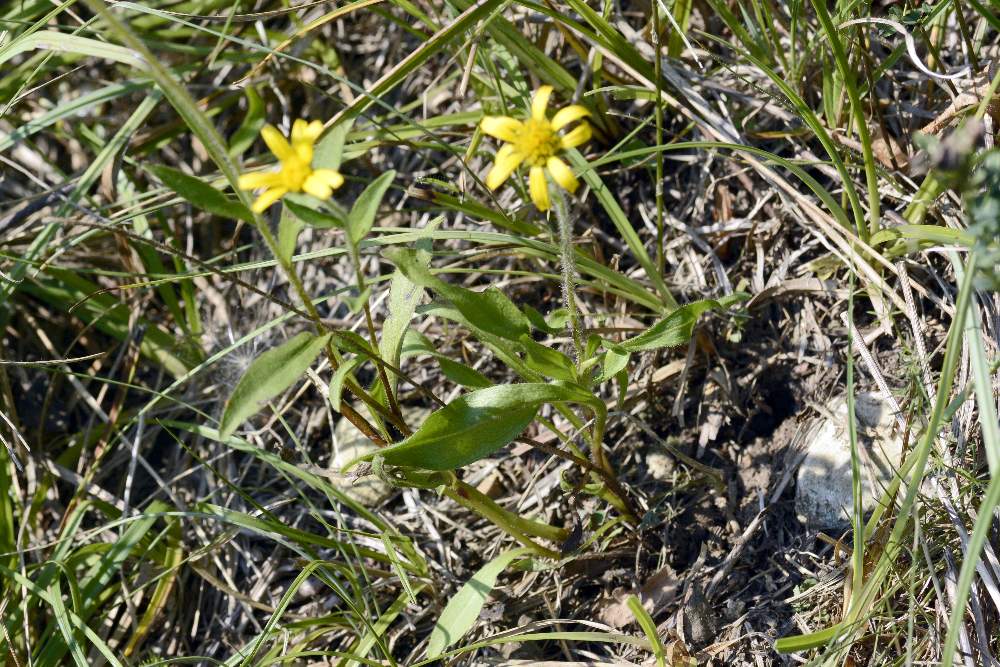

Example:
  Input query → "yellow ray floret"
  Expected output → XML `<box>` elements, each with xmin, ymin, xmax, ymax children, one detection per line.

<box><xmin>238</xmin><ymin>119</ymin><xmax>345</xmax><ymax>213</ymax></box>
<box><xmin>480</xmin><ymin>85</ymin><xmax>591</xmax><ymax>211</ymax></box>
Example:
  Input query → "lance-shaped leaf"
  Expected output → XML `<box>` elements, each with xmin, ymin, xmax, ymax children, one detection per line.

<box><xmin>347</xmin><ymin>169</ymin><xmax>395</xmax><ymax>245</ymax></box>
<box><xmin>220</xmin><ymin>332</ymin><xmax>332</xmax><ymax>438</ymax></box>
<box><xmin>386</xmin><ymin>247</ymin><xmax>530</xmax><ymax>341</ymax></box>
<box><xmin>619</xmin><ymin>293</ymin><xmax>748</xmax><ymax>352</ymax></box>
<box><xmin>150</xmin><ymin>165</ymin><xmax>254</xmax><ymax>223</ymax></box>
<box><xmin>427</xmin><ymin>547</ymin><xmax>531</xmax><ymax>659</ymax></box>
<box><xmin>350</xmin><ymin>382</ymin><xmax>600</xmax><ymax>471</ymax></box>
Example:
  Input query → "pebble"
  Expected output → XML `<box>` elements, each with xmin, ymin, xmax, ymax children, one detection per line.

<box><xmin>329</xmin><ymin>406</ymin><xmax>431</xmax><ymax>505</ymax></box>
<box><xmin>795</xmin><ymin>392</ymin><xmax>906</xmax><ymax>528</ymax></box>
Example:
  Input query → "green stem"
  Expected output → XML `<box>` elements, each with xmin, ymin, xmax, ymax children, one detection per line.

<box><xmin>521</xmin><ymin>433</ymin><xmax>636</xmax><ymax>521</ymax></box>
<box><xmin>534</xmin><ymin>204</ymin><xmax>637</xmax><ymax>521</ymax></box>
<box><xmin>255</xmin><ymin>222</ymin><xmax>396</xmax><ymax>442</ymax></box>
<box><xmin>587</xmin><ymin>403</ymin><xmax>635</xmax><ymax>521</ymax></box>
<box><xmin>443</xmin><ymin>481</ymin><xmax>565</xmax><ymax>558</ymax></box>
<box><xmin>350</xmin><ymin>242</ymin><xmax>407</xmax><ymax>434</ymax></box>
<box><xmin>651</xmin><ymin>0</ymin><xmax>665</xmax><ymax>276</ymax></box>
<box><xmin>551</xmin><ymin>186</ymin><xmax>585</xmax><ymax>366</ymax></box>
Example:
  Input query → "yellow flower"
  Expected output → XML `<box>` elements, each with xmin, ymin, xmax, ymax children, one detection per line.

<box><xmin>480</xmin><ymin>85</ymin><xmax>591</xmax><ymax>211</ymax></box>
<box><xmin>238</xmin><ymin>119</ymin><xmax>345</xmax><ymax>213</ymax></box>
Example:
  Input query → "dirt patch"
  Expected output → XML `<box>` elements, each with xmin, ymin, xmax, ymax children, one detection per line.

<box><xmin>569</xmin><ymin>289</ymin><xmax>850</xmax><ymax>662</ymax></box>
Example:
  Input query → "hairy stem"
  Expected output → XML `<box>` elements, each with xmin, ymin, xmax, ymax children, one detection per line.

<box><xmin>551</xmin><ymin>186</ymin><xmax>585</xmax><ymax>366</ymax></box>
<box><xmin>550</xmin><ymin>186</ymin><xmax>636</xmax><ymax>522</ymax></box>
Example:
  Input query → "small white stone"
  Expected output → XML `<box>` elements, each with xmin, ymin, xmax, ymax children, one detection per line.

<box><xmin>329</xmin><ymin>407</ymin><xmax>432</xmax><ymax>505</ymax></box>
<box><xmin>330</xmin><ymin>416</ymin><xmax>392</xmax><ymax>505</ymax></box>
<box><xmin>795</xmin><ymin>392</ymin><xmax>906</xmax><ymax>528</ymax></box>
<box><xmin>647</xmin><ymin>452</ymin><xmax>675</xmax><ymax>481</ymax></box>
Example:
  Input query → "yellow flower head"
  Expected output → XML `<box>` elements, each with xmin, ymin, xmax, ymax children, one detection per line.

<box><xmin>238</xmin><ymin>119</ymin><xmax>345</xmax><ymax>213</ymax></box>
<box><xmin>480</xmin><ymin>85</ymin><xmax>591</xmax><ymax>211</ymax></box>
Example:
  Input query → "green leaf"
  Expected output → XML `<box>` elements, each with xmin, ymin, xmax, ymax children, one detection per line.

<box><xmin>427</xmin><ymin>547</ymin><xmax>532</xmax><ymax>659</ymax></box>
<box><xmin>345</xmin><ymin>286</ymin><xmax>372</xmax><ymax>314</ymax></box>
<box><xmin>333</xmin><ymin>330</ymin><xmax>376</xmax><ymax>357</ymax></box>
<box><xmin>774</xmin><ymin>623</ymin><xmax>845</xmax><ymax>653</ymax></box>
<box><xmin>614</xmin><ymin>367</ymin><xmax>629</xmax><ymax>410</ymax></box>
<box><xmin>665</xmin><ymin>0</ymin><xmax>693</xmax><ymax>58</ymax></box>
<box><xmin>49</xmin><ymin>572</ymin><xmax>89</xmax><ymax>667</ymax></box>
<box><xmin>627</xmin><ymin>594</ymin><xmax>666</xmax><ymax>665</ymax></box>
<box><xmin>451</xmin><ymin>286</ymin><xmax>531</xmax><ymax>341</ymax></box>
<box><xmin>0</xmin><ymin>30</ymin><xmax>145</xmax><ymax>70</ymax></box>
<box><xmin>228</xmin><ymin>87</ymin><xmax>265</xmax><ymax>156</ymax></box>
<box><xmin>380</xmin><ymin>241</ymin><xmax>430</xmax><ymax>397</ymax></box>
<box><xmin>220</xmin><ymin>332</ymin><xmax>332</xmax><ymax>438</ymax></box>
<box><xmin>123</xmin><ymin>516</ymin><xmax>182</xmax><ymax>657</ymax></box>
<box><xmin>353</xmin><ymin>382</ymin><xmax>599</xmax><ymax>470</ymax></box>
<box><xmin>599</xmin><ymin>347</ymin><xmax>630</xmax><ymax>382</ymax></box>
<box><xmin>871</xmin><ymin>224</ymin><xmax>974</xmax><ymax>248</ymax></box>
<box><xmin>283</xmin><ymin>199</ymin><xmax>344</xmax><ymax>229</ymax></box>
<box><xmin>329</xmin><ymin>357</ymin><xmax>361</xmax><ymax>408</ymax></box>
<box><xmin>619</xmin><ymin>294</ymin><xmax>748</xmax><ymax>352</ymax></box>
<box><xmin>150</xmin><ymin>165</ymin><xmax>254</xmax><ymax>223</ymax></box>
<box><xmin>437</xmin><ymin>356</ymin><xmax>493</xmax><ymax>389</ymax></box>
<box><xmin>567</xmin><ymin>147</ymin><xmax>676</xmax><ymax>311</ymax></box>
<box><xmin>314</xmin><ymin>117</ymin><xmax>354</xmax><ymax>172</ymax></box>
<box><xmin>404</xmin><ymin>331</ymin><xmax>492</xmax><ymax>388</ymax></box>
<box><xmin>277</xmin><ymin>206</ymin><xmax>304</xmax><ymax>263</ymax></box>
<box><xmin>519</xmin><ymin>335</ymin><xmax>576</xmax><ymax>382</ymax></box>
<box><xmin>387</xmin><ymin>248</ymin><xmax>530</xmax><ymax>341</ymax></box>
<box><xmin>417</xmin><ymin>187</ymin><xmax>540</xmax><ymax>235</ymax></box>
<box><xmin>523</xmin><ymin>305</ymin><xmax>568</xmax><ymax>335</ymax></box>
<box><xmin>417</xmin><ymin>302</ymin><xmax>538</xmax><ymax>382</ymax></box>
<box><xmin>524</xmin><ymin>305</ymin><xmax>555</xmax><ymax>334</ymax></box>
<box><xmin>347</xmin><ymin>170</ymin><xmax>395</xmax><ymax>245</ymax></box>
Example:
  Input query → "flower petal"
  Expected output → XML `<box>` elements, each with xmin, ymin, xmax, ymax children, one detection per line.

<box><xmin>309</xmin><ymin>168</ymin><xmax>345</xmax><ymax>190</ymax></box>
<box><xmin>306</xmin><ymin>120</ymin><xmax>324</xmax><ymax>140</ymax></box>
<box><xmin>546</xmin><ymin>156</ymin><xmax>578</xmax><ymax>193</ymax></box>
<box><xmin>303</xmin><ymin>179</ymin><xmax>332</xmax><ymax>200</ymax></box>
<box><xmin>291</xmin><ymin>119</ymin><xmax>309</xmax><ymax>143</ymax></box>
<box><xmin>292</xmin><ymin>120</ymin><xmax>324</xmax><ymax>164</ymax></box>
<box><xmin>531</xmin><ymin>85</ymin><xmax>553</xmax><ymax>121</ymax></box>
<box><xmin>529</xmin><ymin>165</ymin><xmax>550</xmax><ymax>211</ymax></box>
<box><xmin>485</xmin><ymin>144</ymin><xmax>524</xmax><ymax>190</ymax></box>
<box><xmin>302</xmin><ymin>169</ymin><xmax>344</xmax><ymax>199</ymax></box>
<box><xmin>238</xmin><ymin>171</ymin><xmax>282</xmax><ymax>190</ymax></box>
<box><xmin>480</xmin><ymin>116</ymin><xmax>523</xmax><ymax>143</ymax></box>
<box><xmin>551</xmin><ymin>104</ymin><xmax>590</xmax><ymax>130</ymax></box>
<box><xmin>251</xmin><ymin>187</ymin><xmax>288</xmax><ymax>213</ymax></box>
<box><xmin>293</xmin><ymin>119</ymin><xmax>324</xmax><ymax>145</ymax></box>
<box><xmin>559</xmin><ymin>122</ymin><xmax>591</xmax><ymax>150</ymax></box>
<box><xmin>261</xmin><ymin>125</ymin><xmax>294</xmax><ymax>161</ymax></box>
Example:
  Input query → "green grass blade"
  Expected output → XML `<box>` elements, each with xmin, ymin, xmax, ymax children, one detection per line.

<box><xmin>809</xmin><ymin>0</ymin><xmax>880</xmax><ymax>240</ymax></box>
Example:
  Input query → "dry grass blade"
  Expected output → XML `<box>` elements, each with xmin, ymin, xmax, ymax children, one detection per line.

<box><xmin>1</xmin><ymin>0</ymin><xmax>996</xmax><ymax>665</ymax></box>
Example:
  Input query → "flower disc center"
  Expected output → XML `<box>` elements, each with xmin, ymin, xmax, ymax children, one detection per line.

<box><xmin>516</xmin><ymin>119</ymin><xmax>560</xmax><ymax>166</ymax></box>
<box><xmin>280</xmin><ymin>156</ymin><xmax>311</xmax><ymax>191</ymax></box>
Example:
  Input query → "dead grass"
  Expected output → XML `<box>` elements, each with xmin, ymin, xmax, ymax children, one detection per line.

<box><xmin>1</xmin><ymin>0</ymin><xmax>998</xmax><ymax>665</ymax></box>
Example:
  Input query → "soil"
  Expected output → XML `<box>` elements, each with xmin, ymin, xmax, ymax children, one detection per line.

<box><xmin>479</xmin><ymin>288</ymin><xmax>854</xmax><ymax>664</ymax></box>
